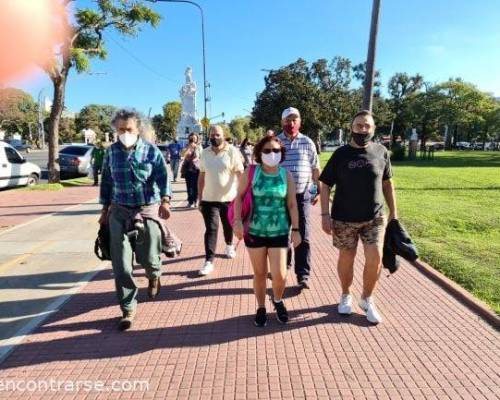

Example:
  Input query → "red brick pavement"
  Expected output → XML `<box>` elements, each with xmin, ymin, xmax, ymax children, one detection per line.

<box><xmin>0</xmin><ymin>201</ymin><xmax>499</xmax><ymax>399</ymax></box>
<box><xmin>0</xmin><ymin>185</ymin><xmax>98</xmax><ymax>230</ymax></box>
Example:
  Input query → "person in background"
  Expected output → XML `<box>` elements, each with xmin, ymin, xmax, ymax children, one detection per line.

<box><xmin>239</xmin><ymin>137</ymin><xmax>253</xmax><ymax>169</ymax></box>
<box><xmin>277</xmin><ymin>107</ymin><xmax>320</xmax><ymax>290</ymax></box>
<box><xmin>233</xmin><ymin>135</ymin><xmax>301</xmax><ymax>326</ymax></box>
<box><xmin>197</xmin><ymin>125</ymin><xmax>244</xmax><ymax>276</ymax></box>
<box><xmin>182</xmin><ymin>133</ymin><xmax>202</xmax><ymax>208</ymax></box>
<box><xmin>167</xmin><ymin>139</ymin><xmax>182</xmax><ymax>182</ymax></box>
<box><xmin>90</xmin><ymin>142</ymin><xmax>105</xmax><ymax>186</ymax></box>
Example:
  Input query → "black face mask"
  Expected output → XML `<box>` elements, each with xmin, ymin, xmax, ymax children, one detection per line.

<box><xmin>352</xmin><ymin>132</ymin><xmax>373</xmax><ymax>146</ymax></box>
<box><xmin>210</xmin><ymin>137</ymin><xmax>223</xmax><ymax>147</ymax></box>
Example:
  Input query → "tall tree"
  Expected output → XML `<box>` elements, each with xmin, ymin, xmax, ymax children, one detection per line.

<box><xmin>42</xmin><ymin>0</ymin><xmax>161</xmax><ymax>182</ymax></box>
<box><xmin>387</xmin><ymin>72</ymin><xmax>424</xmax><ymax>143</ymax></box>
<box><xmin>75</xmin><ymin>104</ymin><xmax>117</xmax><ymax>141</ymax></box>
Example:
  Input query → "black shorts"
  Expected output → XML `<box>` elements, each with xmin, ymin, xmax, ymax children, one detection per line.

<box><xmin>244</xmin><ymin>234</ymin><xmax>289</xmax><ymax>248</ymax></box>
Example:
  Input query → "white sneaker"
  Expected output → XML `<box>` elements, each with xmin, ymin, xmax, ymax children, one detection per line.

<box><xmin>199</xmin><ymin>261</ymin><xmax>214</xmax><ymax>276</ymax></box>
<box><xmin>359</xmin><ymin>296</ymin><xmax>382</xmax><ymax>324</ymax></box>
<box><xmin>225</xmin><ymin>244</ymin><xmax>236</xmax><ymax>259</ymax></box>
<box><xmin>338</xmin><ymin>294</ymin><xmax>353</xmax><ymax>315</ymax></box>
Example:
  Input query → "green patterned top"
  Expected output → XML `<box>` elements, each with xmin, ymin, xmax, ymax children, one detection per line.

<box><xmin>249</xmin><ymin>166</ymin><xmax>289</xmax><ymax>237</ymax></box>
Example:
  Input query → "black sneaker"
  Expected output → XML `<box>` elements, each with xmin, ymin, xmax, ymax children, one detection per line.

<box><xmin>272</xmin><ymin>300</ymin><xmax>289</xmax><ymax>324</ymax></box>
<box><xmin>298</xmin><ymin>277</ymin><xmax>310</xmax><ymax>289</ymax></box>
<box><xmin>254</xmin><ymin>307</ymin><xmax>267</xmax><ymax>327</ymax></box>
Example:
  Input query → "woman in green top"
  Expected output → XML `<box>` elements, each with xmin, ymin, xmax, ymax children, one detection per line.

<box><xmin>233</xmin><ymin>136</ymin><xmax>301</xmax><ymax>327</ymax></box>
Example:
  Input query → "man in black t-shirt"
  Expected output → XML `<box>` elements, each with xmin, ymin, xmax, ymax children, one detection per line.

<box><xmin>319</xmin><ymin>110</ymin><xmax>398</xmax><ymax>324</ymax></box>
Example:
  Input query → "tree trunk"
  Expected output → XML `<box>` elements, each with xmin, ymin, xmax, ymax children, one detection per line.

<box><xmin>47</xmin><ymin>73</ymin><xmax>68</xmax><ymax>183</ymax></box>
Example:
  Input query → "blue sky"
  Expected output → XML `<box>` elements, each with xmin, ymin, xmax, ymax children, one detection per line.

<box><xmin>12</xmin><ymin>0</ymin><xmax>500</xmax><ymax>122</ymax></box>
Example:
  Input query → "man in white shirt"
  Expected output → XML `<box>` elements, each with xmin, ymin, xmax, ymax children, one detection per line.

<box><xmin>197</xmin><ymin>125</ymin><xmax>244</xmax><ymax>275</ymax></box>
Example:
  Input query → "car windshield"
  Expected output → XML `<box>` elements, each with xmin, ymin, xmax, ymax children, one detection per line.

<box><xmin>60</xmin><ymin>146</ymin><xmax>90</xmax><ymax>156</ymax></box>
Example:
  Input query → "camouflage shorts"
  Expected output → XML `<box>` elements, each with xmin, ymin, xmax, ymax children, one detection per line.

<box><xmin>331</xmin><ymin>216</ymin><xmax>386</xmax><ymax>250</ymax></box>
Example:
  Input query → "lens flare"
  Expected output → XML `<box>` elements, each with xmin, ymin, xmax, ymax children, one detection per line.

<box><xmin>0</xmin><ymin>0</ymin><xmax>69</xmax><ymax>83</ymax></box>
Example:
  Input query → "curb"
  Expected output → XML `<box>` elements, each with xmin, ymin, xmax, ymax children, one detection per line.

<box><xmin>411</xmin><ymin>259</ymin><xmax>500</xmax><ymax>330</ymax></box>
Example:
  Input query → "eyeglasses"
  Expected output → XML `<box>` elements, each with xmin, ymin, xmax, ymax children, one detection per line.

<box><xmin>262</xmin><ymin>148</ymin><xmax>281</xmax><ymax>154</ymax></box>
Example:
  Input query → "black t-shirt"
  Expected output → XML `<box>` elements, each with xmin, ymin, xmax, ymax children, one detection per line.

<box><xmin>319</xmin><ymin>143</ymin><xmax>393</xmax><ymax>222</ymax></box>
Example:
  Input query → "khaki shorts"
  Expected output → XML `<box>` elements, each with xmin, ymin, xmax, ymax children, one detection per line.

<box><xmin>331</xmin><ymin>216</ymin><xmax>386</xmax><ymax>250</ymax></box>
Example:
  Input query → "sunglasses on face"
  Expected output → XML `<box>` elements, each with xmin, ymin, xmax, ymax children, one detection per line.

<box><xmin>262</xmin><ymin>148</ymin><xmax>281</xmax><ymax>154</ymax></box>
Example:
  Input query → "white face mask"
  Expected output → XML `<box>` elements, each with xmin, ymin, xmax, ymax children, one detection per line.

<box><xmin>261</xmin><ymin>151</ymin><xmax>281</xmax><ymax>167</ymax></box>
<box><xmin>119</xmin><ymin>133</ymin><xmax>138</xmax><ymax>148</ymax></box>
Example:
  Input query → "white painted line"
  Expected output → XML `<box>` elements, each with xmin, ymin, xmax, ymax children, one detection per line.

<box><xmin>0</xmin><ymin>261</ymin><xmax>109</xmax><ymax>365</ymax></box>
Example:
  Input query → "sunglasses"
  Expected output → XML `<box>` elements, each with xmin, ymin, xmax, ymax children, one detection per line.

<box><xmin>262</xmin><ymin>148</ymin><xmax>281</xmax><ymax>154</ymax></box>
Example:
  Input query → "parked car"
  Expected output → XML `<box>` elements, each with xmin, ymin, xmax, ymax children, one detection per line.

<box><xmin>7</xmin><ymin>139</ymin><xmax>32</xmax><ymax>153</ymax></box>
<box><xmin>485</xmin><ymin>142</ymin><xmax>499</xmax><ymax>151</ymax></box>
<box><xmin>471</xmin><ymin>142</ymin><xmax>484</xmax><ymax>150</ymax></box>
<box><xmin>455</xmin><ymin>141</ymin><xmax>471</xmax><ymax>150</ymax></box>
<box><xmin>58</xmin><ymin>145</ymin><xmax>93</xmax><ymax>177</ymax></box>
<box><xmin>0</xmin><ymin>141</ymin><xmax>41</xmax><ymax>189</ymax></box>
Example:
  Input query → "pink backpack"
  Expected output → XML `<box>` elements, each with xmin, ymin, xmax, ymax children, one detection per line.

<box><xmin>227</xmin><ymin>165</ymin><xmax>256</xmax><ymax>235</ymax></box>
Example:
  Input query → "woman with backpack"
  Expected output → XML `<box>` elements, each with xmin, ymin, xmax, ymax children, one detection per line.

<box><xmin>232</xmin><ymin>135</ymin><xmax>301</xmax><ymax>327</ymax></box>
<box><xmin>181</xmin><ymin>133</ymin><xmax>202</xmax><ymax>208</ymax></box>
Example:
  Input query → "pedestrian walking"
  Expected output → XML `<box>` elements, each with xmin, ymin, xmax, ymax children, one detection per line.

<box><xmin>167</xmin><ymin>139</ymin><xmax>182</xmax><ymax>182</ymax></box>
<box><xmin>197</xmin><ymin>125</ymin><xmax>244</xmax><ymax>276</ymax></box>
<box><xmin>182</xmin><ymin>133</ymin><xmax>201</xmax><ymax>208</ymax></box>
<box><xmin>90</xmin><ymin>142</ymin><xmax>105</xmax><ymax>186</ymax></box>
<box><xmin>319</xmin><ymin>110</ymin><xmax>398</xmax><ymax>324</ymax></box>
<box><xmin>99</xmin><ymin>109</ymin><xmax>172</xmax><ymax>331</ymax></box>
<box><xmin>233</xmin><ymin>135</ymin><xmax>301</xmax><ymax>326</ymax></box>
<box><xmin>277</xmin><ymin>107</ymin><xmax>321</xmax><ymax>289</ymax></box>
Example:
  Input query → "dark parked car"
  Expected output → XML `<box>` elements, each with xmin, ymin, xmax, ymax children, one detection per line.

<box><xmin>6</xmin><ymin>139</ymin><xmax>32</xmax><ymax>153</ymax></box>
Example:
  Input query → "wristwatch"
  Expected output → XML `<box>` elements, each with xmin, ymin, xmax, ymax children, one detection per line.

<box><xmin>291</xmin><ymin>228</ymin><xmax>299</xmax><ymax>232</ymax></box>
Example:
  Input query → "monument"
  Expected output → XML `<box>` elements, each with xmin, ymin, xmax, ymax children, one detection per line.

<box><xmin>176</xmin><ymin>66</ymin><xmax>202</xmax><ymax>141</ymax></box>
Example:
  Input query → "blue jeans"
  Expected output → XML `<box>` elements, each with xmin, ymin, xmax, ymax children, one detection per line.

<box><xmin>170</xmin><ymin>158</ymin><xmax>180</xmax><ymax>181</ymax></box>
<box><xmin>287</xmin><ymin>191</ymin><xmax>312</xmax><ymax>280</ymax></box>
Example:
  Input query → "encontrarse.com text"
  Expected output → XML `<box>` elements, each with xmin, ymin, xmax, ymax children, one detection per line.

<box><xmin>0</xmin><ymin>379</ymin><xmax>149</xmax><ymax>393</ymax></box>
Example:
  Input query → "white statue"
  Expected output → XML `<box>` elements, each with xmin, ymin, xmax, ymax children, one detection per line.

<box><xmin>176</xmin><ymin>66</ymin><xmax>201</xmax><ymax>140</ymax></box>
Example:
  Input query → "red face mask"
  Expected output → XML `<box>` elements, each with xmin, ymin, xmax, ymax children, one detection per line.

<box><xmin>283</xmin><ymin>123</ymin><xmax>300</xmax><ymax>136</ymax></box>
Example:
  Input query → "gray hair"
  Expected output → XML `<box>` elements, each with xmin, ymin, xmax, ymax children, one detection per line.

<box><xmin>111</xmin><ymin>108</ymin><xmax>143</xmax><ymax>129</ymax></box>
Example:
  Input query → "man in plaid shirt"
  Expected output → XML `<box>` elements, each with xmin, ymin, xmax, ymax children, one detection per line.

<box><xmin>99</xmin><ymin>109</ymin><xmax>172</xmax><ymax>331</ymax></box>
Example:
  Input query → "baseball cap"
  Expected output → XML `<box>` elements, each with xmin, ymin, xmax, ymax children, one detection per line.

<box><xmin>281</xmin><ymin>107</ymin><xmax>300</xmax><ymax>120</ymax></box>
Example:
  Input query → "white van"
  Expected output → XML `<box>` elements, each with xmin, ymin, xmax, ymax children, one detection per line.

<box><xmin>0</xmin><ymin>141</ymin><xmax>41</xmax><ymax>189</ymax></box>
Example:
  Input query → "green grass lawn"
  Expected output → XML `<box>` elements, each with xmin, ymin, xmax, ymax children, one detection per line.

<box><xmin>18</xmin><ymin>177</ymin><xmax>93</xmax><ymax>191</ymax></box>
<box><xmin>320</xmin><ymin>150</ymin><xmax>500</xmax><ymax>314</ymax></box>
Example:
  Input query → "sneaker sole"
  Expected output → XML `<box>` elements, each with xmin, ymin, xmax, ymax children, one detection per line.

<box><xmin>254</xmin><ymin>320</ymin><xmax>267</xmax><ymax>327</ymax></box>
<box><xmin>276</xmin><ymin>315</ymin><xmax>288</xmax><ymax>324</ymax></box>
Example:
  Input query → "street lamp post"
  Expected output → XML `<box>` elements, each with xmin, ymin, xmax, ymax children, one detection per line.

<box><xmin>363</xmin><ymin>0</ymin><xmax>381</xmax><ymax>111</ymax></box>
<box><xmin>146</xmin><ymin>0</ymin><xmax>208</xmax><ymax>140</ymax></box>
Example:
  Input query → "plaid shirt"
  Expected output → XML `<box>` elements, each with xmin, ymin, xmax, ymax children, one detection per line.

<box><xmin>99</xmin><ymin>138</ymin><xmax>171</xmax><ymax>207</ymax></box>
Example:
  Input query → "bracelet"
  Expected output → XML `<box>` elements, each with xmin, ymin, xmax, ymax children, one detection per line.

<box><xmin>291</xmin><ymin>228</ymin><xmax>299</xmax><ymax>232</ymax></box>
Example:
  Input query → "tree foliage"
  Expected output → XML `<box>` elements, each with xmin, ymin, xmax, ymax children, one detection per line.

<box><xmin>43</xmin><ymin>0</ymin><xmax>161</xmax><ymax>182</ymax></box>
<box><xmin>75</xmin><ymin>104</ymin><xmax>117</xmax><ymax>141</ymax></box>
<box><xmin>0</xmin><ymin>88</ymin><xmax>38</xmax><ymax>139</ymax></box>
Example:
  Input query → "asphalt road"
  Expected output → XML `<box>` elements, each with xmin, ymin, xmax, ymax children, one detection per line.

<box><xmin>25</xmin><ymin>150</ymin><xmax>49</xmax><ymax>183</ymax></box>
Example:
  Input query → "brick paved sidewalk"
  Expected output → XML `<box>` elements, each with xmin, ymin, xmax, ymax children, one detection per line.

<box><xmin>0</xmin><ymin>185</ymin><xmax>98</xmax><ymax>231</ymax></box>
<box><xmin>0</xmin><ymin>182</ymin><xmax>498</xmax><ymax>399</ymax></box>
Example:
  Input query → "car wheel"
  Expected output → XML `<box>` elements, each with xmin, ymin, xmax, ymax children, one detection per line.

<box><xmin>26</xmin><ymin>173</ymin><xmax>39</xmax><ymax>187</ymax></box>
